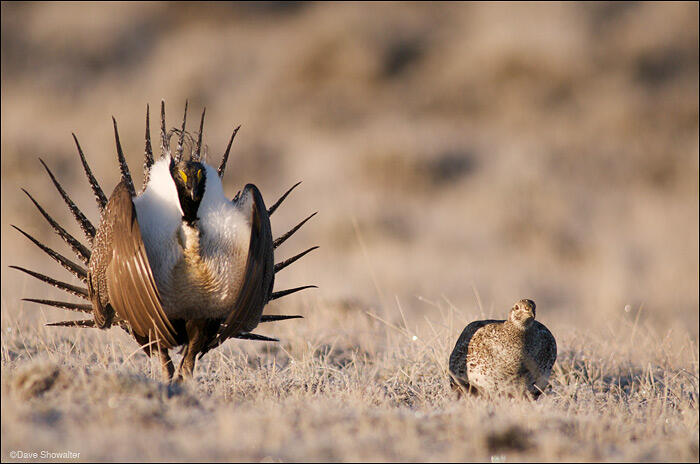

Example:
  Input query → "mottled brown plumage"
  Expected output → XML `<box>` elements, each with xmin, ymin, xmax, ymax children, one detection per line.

<box><xmin>449</xmin><ymin>299</ymin><xmax>557</xmax><ymax>398</ymax></box>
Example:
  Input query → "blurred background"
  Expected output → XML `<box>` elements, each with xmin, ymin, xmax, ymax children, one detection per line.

<box><xmin>1</xmin><ymin>2</ymin><xmax>698</xmax><ymax>338</ymax></box>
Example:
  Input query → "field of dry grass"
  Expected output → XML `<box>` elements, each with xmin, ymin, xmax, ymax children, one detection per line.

<box><xmin>1</xmin><ymin>2</ymin><xmax>698</xmax><ymax>462</ymax></box>
<box><xmin>2</xmin><ymin>297</ymin><xmax>698</xmax><ymax>461</ymax></box>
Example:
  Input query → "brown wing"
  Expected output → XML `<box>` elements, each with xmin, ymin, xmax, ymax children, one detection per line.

<box><xmin>105</xmin><ymin>182</ymin><xmax>178</xmax><ymax>348</ymax></box>
<box><xmin>212</xmin><ymin>184</ymin><xmax>274</xmax><ymax>347</ymax></box>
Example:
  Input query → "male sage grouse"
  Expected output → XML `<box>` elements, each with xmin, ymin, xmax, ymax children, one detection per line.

<box><xmin>11</xmin><ymin>101</ymin><xmax>318</xmax><ymax>381</ymax></box>
<box><xmin>448</xmin><ymin>299</ymin><xmax>556</xmax><ymax>398</ymax></box>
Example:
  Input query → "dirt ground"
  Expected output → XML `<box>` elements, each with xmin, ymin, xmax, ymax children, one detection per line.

<box><xmin>1</xmin><ymin>2</ymin><xmax>698</xmax><ymax>462</ymax></box>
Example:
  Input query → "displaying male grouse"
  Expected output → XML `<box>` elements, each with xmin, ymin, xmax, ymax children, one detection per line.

<box><xmin>12</xmin><ymin>101</ymin><xmax>318</xmax><ymax>381</ymax></box>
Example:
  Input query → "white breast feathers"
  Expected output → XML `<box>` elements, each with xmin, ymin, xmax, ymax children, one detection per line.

<box><xmin>133</xmin><ymin>157</ymin><xmax>183</xmax><ymax>288</ymax></box>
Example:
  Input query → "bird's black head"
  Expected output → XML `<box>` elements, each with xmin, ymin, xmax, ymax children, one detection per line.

<box><xmin>169</xmin><ymin>158</ymin><xmax>206</xmax><ymax>224</ymax></box>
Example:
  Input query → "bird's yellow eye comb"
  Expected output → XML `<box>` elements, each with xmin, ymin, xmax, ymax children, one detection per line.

<box><xmin>179</xmin><ymin>170</ymin><xmax>187</xmax><ymax>183</ymax></box>
<box><xmin>197</xmin><ymin>169</ymin><xmax>202</xmax><ymax>181</ymax></box>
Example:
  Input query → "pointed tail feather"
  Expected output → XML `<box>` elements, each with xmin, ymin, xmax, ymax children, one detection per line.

<box><xmin>142</xmin><ymin>104</ymin><xmax>154</xmax><ymax>190</ymax></box>
<box><xmin>46</xmin><ymin>319</ymin><xmax>96</xmax><ymax>328</ymax></box>
<box><xmin>268</xmin><ymin>182</ymin><xmax>301</xmax><ymax>216</ymax></box>
<box><xmin>273</xmin><ymin>212</ymin><xmax>317</xmax><ymax>249</ymax></box>
<box><xmin>23</xmin><ymin>298</ymin><xmax>93</xmax><ymax>313</ymax></box>
<box><xmin>274</xmin><ymin>246</ymin><xmax>319</xmax><ymax>274</ymax></box>
<box><xmin>21</xmin><ymin>189</ymin><xmax>91</xmax><ymax>265</ymax></box>
<box><xmin>270</xmin><ymin>285</ymin><xmax>317</xmax><ymax>301</ymax></box>
<box><xmin>175</xmin><ymin>100</ymin><xmax>188</xmax><ymax>162</ymax></box>
<box><xmin>259</xmin><ymin>315</ymin><xmax>303</xmax><ymax>323</ymax></box>
<box><xmin>160</xmin><ymin>100</ymin><xmax>169</xmax><ymax>158</ymax></box>
<box><xmin>10</xmin><ymin>266</ymin><xmax>88</xmax><ymax>300</ymax></box>
<box><xmin>112</xmin><ymin>117</ymin><xmax>135</xmax><ymax>196</ymax></box>
<box><xmin>194</xmin><ymin>108</ymin><xmax>206</xmax><ymax>162</ymax></box>
<box><xmin>46</xmin><ymin>319</ymin><xmax>131</xmax><ymax>331</ymax></box>
<box><xmin>218</xmin><ymin>125</ymin><xmax>240</xmax><ymax>178</ymax></box>
<box><xmin>12</xmin><ymin>225</ymin><xmax>87</xmax><ymax>283</ymax></box>
<box><xmin>72</xmin><ymin>133</ymin><xmax>108</xmax><ymax>211</ymax></box>
<box><xmin>234</xmin><ymin>332</ymin><xmax>279</xmax><ymax>342</ymax></box>
<box><xmin>39</xmin><ymin>158</ymin><xmax>95</xmax><ymax>243</ymax></box>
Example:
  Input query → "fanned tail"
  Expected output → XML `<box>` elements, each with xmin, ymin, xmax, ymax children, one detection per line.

<box><xmin>269</xmin><ymin>184</ymin><xmax>318</xmax><ymax>303</ymax></box>
<box><xmin>16</xmin><ymin>150</ymin><xmax>97</xmax><ymax>320</ymax></box>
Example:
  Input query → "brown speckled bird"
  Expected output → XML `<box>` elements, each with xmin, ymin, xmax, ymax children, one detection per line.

<box><xmin>11</xmin><ymin>101</ymin><xmax>318</xmax><ymax>382</ymax></box>
<box><xmin>448</xmin><ymin>299</ymin><xmax>557</xmax><ymax>398</ymax></box>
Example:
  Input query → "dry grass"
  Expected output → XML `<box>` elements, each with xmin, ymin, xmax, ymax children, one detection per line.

<box><xmin>1</xmin><ymin>2</ymin><xmax>698</xmax><ymax>462</ymax></box>
<box><xmin>1</xmin><ymin>297</ymin><xmax>698</xmax><ymax>461</ymax></box>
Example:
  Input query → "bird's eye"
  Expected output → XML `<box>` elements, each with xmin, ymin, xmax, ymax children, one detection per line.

<box><xmin>197</xmin><ymin>169</ymin><xmax>202</xmax><ymax>180</ymax></box>
<box><xmin>515</xmin><ymin>305</ymin><xmax>520</xmax><ymax>310</ymax></box>
<box><xmin>179</xmin><ymin>170</ymin><xmax>187</xmax><ymax>183</ymax></box>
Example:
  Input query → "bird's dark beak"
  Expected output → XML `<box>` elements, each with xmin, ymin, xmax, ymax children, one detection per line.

<box><xmin>187</xmin><ymin>178</ymin><xmax>198</xmax><ymax>201</ymax></box>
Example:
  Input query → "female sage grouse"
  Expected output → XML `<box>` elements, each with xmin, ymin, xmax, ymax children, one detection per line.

<box><xmin>11</xmin><ymin>101</ymin><xmax>317</xmax><ymax>381</ymax></box>
<box><xmin>448</xmin><ymin>299</ymin><xmax>556</xmax><ymax>398</ymax></box>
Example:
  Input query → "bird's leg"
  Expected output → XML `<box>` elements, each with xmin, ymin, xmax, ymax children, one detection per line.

<box><xmin>176</xmin><ymin>347</ymin><xmax>196</xmax><ymax>382</ymax></box>
<box><xmin>135</xmin><ymin>333</ymin><xmax>174</xmax><ymax>382</ymax></box>
<box><xmin>135</xmin><ymin>333</ymin><xmax>173</xmax><ymax>381</ymax></box>
<box><xmin>159</xmin><ymin>349</ymin><xmax>175</xmax><ymax>381</ymax></box>
<box><xmin>174</xmin><ymin>319</ymin><xmax>209</xmax><ymax>382</ymax></box>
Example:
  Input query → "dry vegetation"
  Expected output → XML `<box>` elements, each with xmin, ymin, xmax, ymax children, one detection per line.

<box><xmin>1</xmin><ymin>2</ymin><xmax>698</xmax><ymax>462</ymax></box>
<box><xmin>2</xmin><ymin>298</ymin><xmax>698</xmax><ymax>461</ymax></box>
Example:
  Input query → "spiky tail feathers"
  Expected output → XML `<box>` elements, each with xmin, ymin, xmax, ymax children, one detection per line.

<box><xmin>267</xmin><ymin>182</ymin><xmax>319</xmax><ymax>303</ymax></box>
